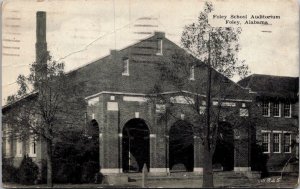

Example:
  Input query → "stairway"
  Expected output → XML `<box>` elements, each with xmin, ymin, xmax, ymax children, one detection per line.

<box><xmin>125</xmin><ymin>171</ymin><xmax>257</xmax><ymax>185</ymax></box>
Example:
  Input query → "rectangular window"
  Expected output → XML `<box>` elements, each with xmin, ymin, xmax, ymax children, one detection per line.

<box><xmin>273</xmin><ymin>133</ymin><xmax>281</xmax><ymax>153</ymax></box>
<box><xmin>262</xmin><ymin>132</ymin><xmax>271</xmax><ymax>153</ymax></box>
<box><xmin>29</xmin><ymin>135</ymin><xmax>37</xmax><ymax>157</ymax></box>
<box><xmin>199</xmin><ymin>106</ymin><xmax>206</xmax><ymax>114</ymax></box>
<box><xmin>156</xmin><ymin>39</ymin><xmax>163</xmax><ymax>55</ymax></box>
<box><xmin>273</xmin><ymin>102</ymin><xmax>281</xmax><ymax>117</ymax></box>
<box><xmin>189</xmin><ymin>65</ymin><xmax>195</xmax><ymax>80</ymax></box>
<box><xmin>262</xmin><ymin>101</ymin><xmax>270</xmax><ymax>117</ymax></box>
<box><xmin>122</xmin><ymin>59</ymin><xmax>129</xmax><ymax>76</ymax></box>
<box><xmin>16</xmin><ymin>139</ymin><xmax>23</xmax><ymax>157</ymax></box>
<box><xmin>283</xmin><ymin>103</ymin><xmax>291</xmax><ymax>118</ymax></box>
<box><xmin>262</xmin><ymin>132</ymin><xmax>270</xmax><ymax>153</ymax></box>
<box><xmin>240</xmin><ymin>108</ymin><xmax>249</xmax><ymax>117</ymax></box>
<box><xmin>283</xmin><ymin>133</ymin><xmax>292</xmax><ymax>153</ymax></box>
<box><xmin>5</xmin><ymin>135</ymin><xmax>11</xmax><ymax>157</ymax></box>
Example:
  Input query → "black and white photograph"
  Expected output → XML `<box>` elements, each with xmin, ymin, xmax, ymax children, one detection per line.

<box><xmin>1</xmin><ymin>0</ymin><xmax>299</xmax><ymax>188</ymax></box>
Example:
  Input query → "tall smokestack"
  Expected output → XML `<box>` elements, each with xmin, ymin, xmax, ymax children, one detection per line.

<box><xmin>35</xmin><ymin>11</ymin><xmax>48</xmax><ymax>79</ymax></box>
<box><xmin>35</xmin><ymin>11</ymin><xmax>47</xmax><ymax>64</ymax></box>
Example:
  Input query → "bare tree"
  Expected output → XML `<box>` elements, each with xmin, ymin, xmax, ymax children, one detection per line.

<box><xmin>4</xmin><ymin>52</ymin><xmax>86</xmax><ymax>187</ymax></box>
<box><xmin>151</xmin><ymin>2</ymin><xmax>250</xmax><ymax>187</ymax></box>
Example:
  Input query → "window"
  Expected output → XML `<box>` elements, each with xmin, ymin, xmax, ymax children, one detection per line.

<box><xmin>156</xmin><ymin>39</ymin><xmax>163</xmax><ymax>55</ymax></box>
<box><xmin>283</xmin><ymin>133</ymin><xmax>292</xmax><ymax>153</ymax></box>
<box><xmin>262</xmin><ymin>132</ymin><xmax>270</xmax><ymax>153</ymax></box>
<box><xmin>16</xmin><ymin>139</ymin><xmax>23</xmax><ymax>157</ymax></box>
<box><xmin>189</xmin><ymin>65</ymin><xmax>195</xmax><ymax>80</ymax></box>
<box><xmin>273</xmin><ymin>133</ymin><xmax>281</xmax><ymax>153</ymax></box>
<box><xmin>240</xmin><ymin>108</ymin><xmax>249</xmax><ymax>117</ymax></box>
<box><xmin>262</xmin><ymin>101</ymin><xmax>270</xmax><ymax>117</ymax></box>
<box><xmin>122</xmin><ymin>59</ymin><xmax>129</xmax><ymax>76</ymax></box>
<box><xmin>29</xmin><ymin>135</ymin><xmax>37</xmax><ymax>157</ymax></box>
<box><xmin>273</xmin><ymin>102</ymin><xmax>281</xmax><ymax>117</ymax></box>
<box><xmin>283</xmin><ymin>103</ymin><xmax>291</xmax><ymax>118</ymax></box>
<box><xmin>5</xmin><ymin>135</ymin><xmax>11</xmax><ymax>157</ymax></box>
<box><xmin>199</xmin><ymin>106</ymin><xmax>206</xmax><ymax>114</ymax></box>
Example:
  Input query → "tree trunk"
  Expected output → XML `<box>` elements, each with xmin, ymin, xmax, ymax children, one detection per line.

<box><xmin>46</xmin><ymin>139</ymin><xmax>53</xmax><ymax>187</ymax></box>
<box><xmin>203</xmin><ymin>31</ymin><xmax>214</xmax><ymax>188</ymax></box>
<box><xmin>202</xmin><ymin>141</ymin><xmax>214</xmax><ymax>187</ymax></box>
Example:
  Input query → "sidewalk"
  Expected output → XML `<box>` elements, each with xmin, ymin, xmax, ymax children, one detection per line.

<box><xmin>2</xmin><ymin>176</ymin><xmax>299</xmax><ymax>188</ymax></box>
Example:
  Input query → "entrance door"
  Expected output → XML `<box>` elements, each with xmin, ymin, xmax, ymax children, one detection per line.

<box><xmin>212</xmin><ymin>122</ymin><xmax>234</xmax><ymax>171</ymax></box>
<box><xmin>122</xmin><ymin>118</ymin><xmax>150</xmax><ymax>172</ymax></box>
<box><xmin>169</xmin><ymin>120</ymin><xmax>194</xmax><ymax>172</ymax></box>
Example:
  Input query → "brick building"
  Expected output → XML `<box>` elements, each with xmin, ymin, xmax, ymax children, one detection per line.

<box><xmin>2</xmin><ymin>11</ymin><xmax>298</xmax><ymax>179</ymax></box>
<box><xmin>238</xmin><ymin>74</ymin><xmax>299</xmax><ymax>173</ymax></box>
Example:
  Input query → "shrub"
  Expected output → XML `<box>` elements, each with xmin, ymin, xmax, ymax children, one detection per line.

<box><xmin>94</xmin><ymin>172</ymin><xmax>105</xmax><ymax>184</ymax></box>
<box><xmin>52</xmin><ymin>130</ymin><xmax>100</xmax><ymax>184</ymax></box>
<box><xmin>18</xmin><ymin>155</ymin><xmax>39</xmax><ymax>185</ymax></box>
<box><xmin>81</xmin><ymin>161</ymin><xmax>99</xmax><ymax>183</ymax></box>
<box><xmin>2</xmin><ymin>159</ymin><xmax>19</xmax><ymax>183</ymax></box>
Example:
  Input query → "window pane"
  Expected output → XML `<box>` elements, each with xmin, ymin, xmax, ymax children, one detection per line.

<box><xmin>122</xmin><ymin>59</ymin><xmax>129</xmax><ymax>75</ymax></box>
<box><xmin>283</xmin><ymin>103</ymin><xmax>291</xmax><ymax>117</ymax></box>
<box><xmin>284</xmin><ymin>133</ymin><xmax>291</xmax><ymax>153</ymax></box>
<box><xmin>262</xmin><ymin>102</ymin><xmax>270</xmax><ymax>116</ymax></box>
<box><xmin>273</xmin><ymin>102</ymin><xmax>280</xmax><ymax>117</ymax></box>
<box><xmin>273</xmin><ymin>133</ymin><xmax>280</xmax><ymax>152</ymax></box>
<box><xmin>189</xmin><ymin>65</ymin><xmax>195</xmax><ymax>80</ymax></box>
<box><xmin>16</xmin><ymin>139</ymin><xmax>22</xmax><ymax>157</ymax></box>
<box><xmin>262</xmin><ymin>133</ymin><xmax>270</xmax><ymax>152</ymax></box>
<box><xmin>5</xmin><ymin>136</ymin><xmax>11</xmax><ymax>157</ymax></box>
<box><xmin>157</xmin><ymin>39</ymin><xmax>162</xmax><ymax>54</ymax></box>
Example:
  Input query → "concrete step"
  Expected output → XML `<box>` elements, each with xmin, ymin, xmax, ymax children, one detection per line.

<box><xmin>127</xmin><ymin>171</ymin><xmax>254</xmax><ymax>182</ymax></box>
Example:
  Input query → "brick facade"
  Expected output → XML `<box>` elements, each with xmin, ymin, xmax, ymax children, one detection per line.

<box><xmin>238</xmin><ymin>75</ymin><xmax>299</xmax><ymax>173</ymax></box>
<box><xmin>2</xmin><ymin>31</ymin><xmax>256</xmax><ymax>176</ymax></box>
<box><xmin>2</xmin><ymin>10</ymin><xmax>297</xmax><ymax>178</ymax></box>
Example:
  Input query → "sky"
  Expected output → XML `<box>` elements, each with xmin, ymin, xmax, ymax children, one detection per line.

<box><xmin>2</xmin><ymin>0</ymin><xmax>299</xmax><ymax>104</ymax></box>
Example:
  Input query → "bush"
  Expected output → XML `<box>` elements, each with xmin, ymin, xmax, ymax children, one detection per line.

<box><xmin>52</xmin><ymin>130</ymin><xmax>100</xmax><ymax>184</ymax></box>
<box><xmin>18</xmin><ymin>155</ymin><xmax>39</xmax><ymax>185</ymax></box>
<box><xmin>81</xmin><ymin>161</ymin><xmax>99</xmax><ymax>183</ymax></box>
<box><xmin>94</xmin><ymin>172</ymin><xmax>105</xmax><ymax>184</ymax></box>
<box><xmin>2</xmin><ymin>159</ymin><xmax>19</xmax><ymax>183</ymax></box>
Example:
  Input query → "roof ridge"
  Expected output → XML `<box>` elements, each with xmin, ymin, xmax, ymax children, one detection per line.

<box><xmin>64</xmin><ymin>32</ymin><xmax>159</xmax><ymax>75</ymax></box>
<box><xmin>251</xmin><ymin>73</ymin><xmax>298</xmax><ymax>78</ymax></box>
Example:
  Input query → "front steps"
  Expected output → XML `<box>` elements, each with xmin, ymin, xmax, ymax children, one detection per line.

<box><xmin>102</xmin><ymin>170</ymin><xmax>261</xmax><ymax>186</ymax></box>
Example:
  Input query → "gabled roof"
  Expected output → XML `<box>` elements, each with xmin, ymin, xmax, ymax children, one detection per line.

<box><xmin>4</xmin><ymin>32</ymin><xmax>252</xmax><ymax>111</ymax></box>
<box><xmin>2</xmin><ymin>91</ymin><xmax>38</xmax><ymax>113</ymax></box>
<box><xmin>238</xmin><ymin>74</ymin><xmax>299</xmax><ymax>100</ymax></box>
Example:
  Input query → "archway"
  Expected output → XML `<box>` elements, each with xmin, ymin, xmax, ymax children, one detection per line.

<box><xmin>87</xmin><ymin>119</ymin><xmax>100</xmax><ymax>138</ymax></box>
<box><xmin>212</xmin><ymin>122</ymin><xmax>234</xmax><ymax>171</ymax></box>
<box><xmin>122</xmin><ymin>118</ymin><xmax>150</xmax><ymax>173</ymax></box>
<box><xmin>169</xmin><ymin>120</ymin><xmax>194</xmax><ymax>172</ymax></box>
<box><xmin>86</xmin><ymin>119</ymin><xmax>100</xmax><ymax>163</ymax></box>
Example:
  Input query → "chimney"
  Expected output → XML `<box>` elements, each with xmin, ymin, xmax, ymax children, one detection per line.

<box><xmin>154</xmin><ymin>31</ymin><xmax>165</xmax><ymax>39</ymax></box>
<box><xmin>35</xmin><ymin>11</ymin><xmax>47</xmax><ymax>64</ymax></box>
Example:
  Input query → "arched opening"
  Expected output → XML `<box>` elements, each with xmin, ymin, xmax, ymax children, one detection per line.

<box><xmin>213</xmin><ymin>122</ymin><xmax>234</xmax><ymax>171</ymax></box>
<box><xmin>87</xmin><ymin>119</ymin><xmax>100</xmax><ymax>139</ymax></box>
<box><xmin>86</xmin><ymin>119</ymin><xmax>100</xmax><ymax>163</ymax></box>
<box><xmin>169</xmin><ymin>120</ymin><xmax>194</xmax><ymax>172</ymax></box>
<box><xmin>122</xmin><ymin>118</ymin><xmax>150</xmax><ymax>173</ymax></box>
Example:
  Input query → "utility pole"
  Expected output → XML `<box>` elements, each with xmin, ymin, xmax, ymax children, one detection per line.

<box><xmin>205</xmin><ymin>31</ymin><xmax>212</xmax><ymax>150</ymax></box>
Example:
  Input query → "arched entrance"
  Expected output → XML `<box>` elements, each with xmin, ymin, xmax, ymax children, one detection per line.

<box><xmin>213</xmin><ymin>122</ymin><xmax>234</xmax><ymax>171</ymax></box>
<box><xmin>169</xmin><ymin>120</ymin><xmax>194</xmax><ymax>172</ymax></box>
<box><xmin>87</xmin><ymin>119</ymin><xmax>100</xmax><ymax>138</ymax></box>
<box><xmin>122</xmin><ymin>118</ymin><xmax>150</xmax><ymax>173</ymax></box>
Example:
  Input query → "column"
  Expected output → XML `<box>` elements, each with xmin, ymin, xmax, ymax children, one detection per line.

<box><xmin>234</xmin><ymin>128</ymin><xmax>251</xmax><ymax>172</ymax></box>
<box><xmin>193</xmin><ymin>136</ymin><xmax>203</xmax><ymax>173</ymax></box>
<box><xmin>101</xmin><ymin>102</ymin><xmax>121</xmax><ymax>174</ymax></box>
<box><xmin>149</xmin><ymin>134</ymin><xmax>157</xmax><ymax>173</ymax></box>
